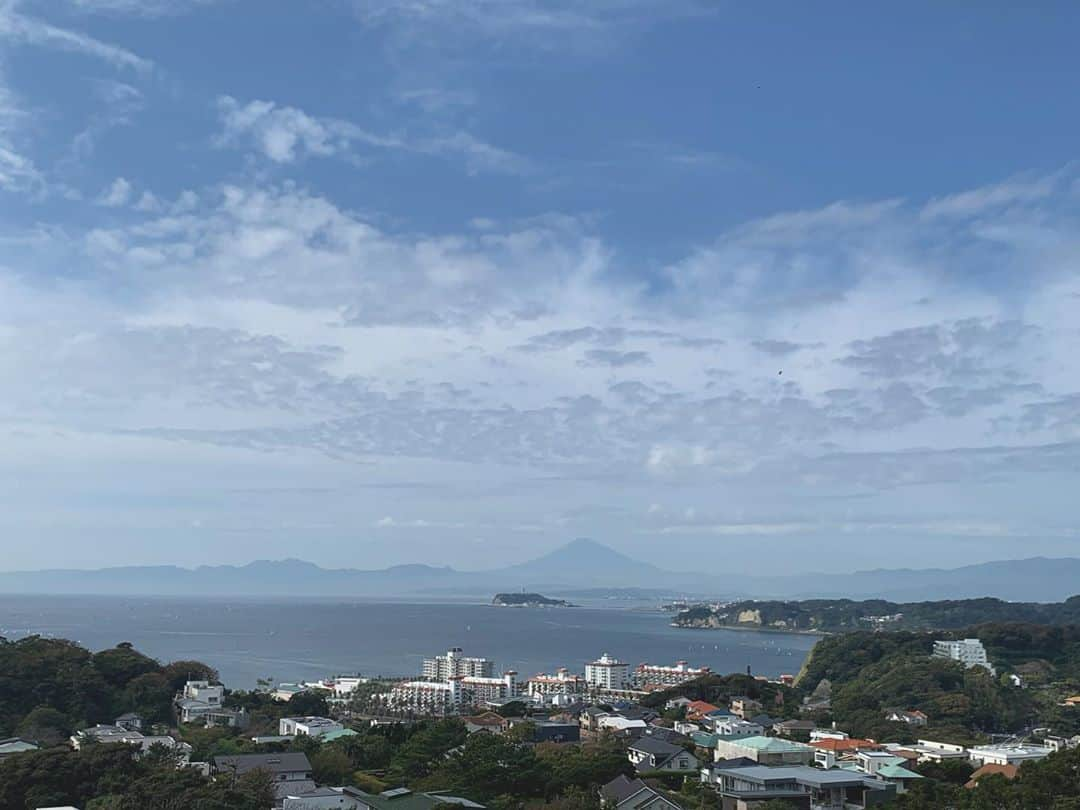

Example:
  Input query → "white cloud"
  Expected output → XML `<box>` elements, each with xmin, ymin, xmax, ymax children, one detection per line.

<box><xmin>96</xmin><ymin>176</ymin><xmax>131</xmax><ymax>206</ymax></box>
<box><xmin>0</xmin><ymin>3</ymin><xmax>152</xmax><ymax>72</ymax></box>
<box><xmin>215</xmin><ymin>95</ymin><xmax>529</xmax><ymax>174</ymax></box>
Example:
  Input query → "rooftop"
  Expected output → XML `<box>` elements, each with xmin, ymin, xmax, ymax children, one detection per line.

<box><xmin>726</xmin><ymin>735</ymin><xmax>813</xmax><ymax>753</ymax></box>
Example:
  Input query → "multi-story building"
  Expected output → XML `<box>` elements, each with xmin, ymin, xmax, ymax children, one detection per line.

<box><xmin>527</xmin><ymin>668</ymin><xmax>588</xmax><ymax>700</ymax></box>
<box><xmin>633</xmin><ymin>660</ymin><xmax>710</xmax><ymax>689</ymax></box>
<box><xmin>933</xmin><ymin>639</ymin><xmax>996</xmax><ymax>675</ymax></box>
<box><xmin>388</xmin><ymin>672</ymin><xmax>519</xmax><ymax>715</ymax></box>
<box><xmin>586</xmin><ymin>653</ymin><xmax>630</xmax><ymax>691</ymax></box>
<box><xmin>422</xmin><ymin>648</ymin><xmax>495</xmax><ymax>680</ymax></box>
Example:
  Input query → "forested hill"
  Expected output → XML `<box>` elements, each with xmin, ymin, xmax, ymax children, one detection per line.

<box><xmin>673</xmin><ymin>595</ymin><xmax>1080</xmax><ymax>632</ymax></box>
<box><xmin>795</xmin><ymin>623</ymin><xmax>1080</xmax><ymax>743</ymax></box>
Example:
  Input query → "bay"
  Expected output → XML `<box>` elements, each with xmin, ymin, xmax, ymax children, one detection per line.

<box><xmin>0</xmin><ymin>595</ymin><xmax>817</xmax><ymax>688</ymax></box>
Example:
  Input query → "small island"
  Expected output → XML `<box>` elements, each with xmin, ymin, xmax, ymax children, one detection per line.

<box><xmin>492</xmin><ymin>592</ymin><xmax>575</xmax><ymax>607</ymax></box>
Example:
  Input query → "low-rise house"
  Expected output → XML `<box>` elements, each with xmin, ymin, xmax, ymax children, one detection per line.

<box><xmin>884</xmin><ymin>709</ymin><xmax>927</xmax><ymax>727</ymax></box>
<box><xmin>968</xmin><ymin>743</ymin><xmax>1054</xmax><ymax>767</ymax></box>
<box><xmin>874</xmin><ymin>762</ymin><xmax>924</xmax><ymax>795</ymax></box>
<box><xmin>707</xmin><ymin>764</ymin><xmax>894</xmax><ymax>810</ymax></box>
<box><xmin>213</xmin><ymin>753</ymin><xmax>314</xmax><ymax>803</ymax></box>
<box><xmin>713</xmin><ymin>718</ymin><xmax>764</xmax><ymax>741</ymax></box>
<box><xmin>907</xmin><ymin>740</ymin><xmax>968</xmax><ymax>764</ymax></box>
<box><xmin>272</xmin><ymin>683</ymin><xmax>310</xmax><ymax>702</ymax></box>
<box><xmin>811</xmin><ymin>738</ymin><xmax>881</xmax><ymax>758</ymax></box>
<box><xmin>599</xmin><ymin>715</ymin><xmax>649</xmax><ymax>736</ymax></box>
<box><xmin>70</xmin><ymin>725</ymin><xmax>192</xmax><ymax>762</ymax></box>
<box><xmin>283</xmin><ymin>787</ymin><xmax>484</xmax><ymax>810</ymax></box>
<box><xmin>533</xmin><ymin>720</ymin><xmax>580</xmax><ymax>743</ymax></box>
<box><xmin>175</xmin><ymin>679</ymin><xmax>246</xmax><ymax>728</ymax></box>
<box><xmin>773</xmin><ymin>719</ymin><xmax>816</xmax><ymax>738</ymax></box>
<box><xmin>673</xmin><ymin>721</ymin><xmax>700</xmax><ymax>736</ymax></box>
<box><xmin>965</xmin><ymin>763</ymin><xmax>1019</xmax><ymax>789</ymax></box>
<box><xmin>462</xmin><ymin>712</ymin><xmax>508</xmax><ymax>734</ymax></box>
<box><xmin>627</xmin><ymin>737</ymin><xmax>699</xmax><ymax>774</ymax></box>
<box><xmin>599</xmin><ymin>774</ymin><xmax>683</xmax><ymax>809</ymax></box>
<box><xmin>280</xmin><ymin>716</ymin><xmax>344</xmax><ymax>738</ymax></box>
<box><xmin>685</xmin><ymin>701</ymin><xmax>721</xmax><ymax>722</ymax></box>
<box><xmin>715</xmin><ymin>736</ymin><xmax>815</xmax><ymax>766</ymax></box>
<box><xmin>114</xmin><ymin>713</ymin><xmax>144</xmax><ymax>732</ymax></box>
<box><xmin>665</xmin><ymin>697</ymin><xmax>692</xmax><ymax>711</ymax></box>
<box><xmin>1043</xmin><ymin>734</ymin><xmax>1080</xmax><ymax>752</ymax></box>
<box><xmin>729</xmin><ymin>697</ymin><xmax>761</xmax><ymax>720</ymax></box>
<box><xmin>0</xmin><ymin>738</ymin><xmax>39</xmax><ymax>759</ymax></box>
<box><xmin>1062</xmin><ymin>694</ymin><xmax>1080</xmax><ymax>707</ymax></box>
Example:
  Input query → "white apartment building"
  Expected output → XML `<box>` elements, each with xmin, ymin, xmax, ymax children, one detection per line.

<box><xmin>422</xmin><ymin>648</ymin><xmax>495</xmax><ymax>680</ymax></box>
<box><xmin>527</xmin><ymin>668</ymin><xmax>588</xmax><ymax>700</ymax></box>
<box><xmin>279</xmin><ymin>717</ymin><xmax>344</xmax><ymax>738</ymax></box>
<box><xmin>586</xmin><ymin>653</ymin><xmax>630</xmax><ymax>690</ymax></box>
<box><xmin>633</xmin><ymin>661</ymin><xmax>710</xmax><ymax>688</ymax></box>
<box><xmin>932</xmin><ymin>639</ymin><xmax>996</xmax><ymax>675</ymax></box>
<box><xmin>388</xmin><ymin>672</ymin><xmax>518</xmax><ymax>714</ymax></box>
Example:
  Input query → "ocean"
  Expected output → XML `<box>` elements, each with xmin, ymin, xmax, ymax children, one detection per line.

<box><xmin>0</xmin><ymin>595</ymin><xmax>817</xmax><ymax>688</ymax></box>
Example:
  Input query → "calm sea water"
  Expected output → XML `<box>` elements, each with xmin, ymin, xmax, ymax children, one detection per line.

<box><xmin>0</xmin><ymin>596</ymin><xmax>816</xmax><ymax>688</ymax></box>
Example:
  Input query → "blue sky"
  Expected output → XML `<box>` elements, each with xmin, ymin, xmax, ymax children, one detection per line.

<box><xmin>2</xmin><ymin>0</ymin><xmax>1080</xmax><ymax>574</ymax></box>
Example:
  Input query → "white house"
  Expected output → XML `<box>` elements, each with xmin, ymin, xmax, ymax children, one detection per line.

<box><xmin>626</xmin><ymin>737</ymin><xmax>699</xmax><ymax>774</ymax></box>
<box><xmin>279</xmin><ymin>716</ymin><xmax>345</xmax><ymax>738</ymax></box>
<box><xmin>968</xmin><ymin>743</ymin><xmax>1054</xmax><ymax>767</ymax></box>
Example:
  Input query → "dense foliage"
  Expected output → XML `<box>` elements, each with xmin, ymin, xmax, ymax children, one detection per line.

<box><xmin>0</xmin><ymin>744</ymin><xmax>274</xmax><ymax>810</ymax></box>
<box><xmin>638</xmin><ymin>672</ymin><xmax>796</xmax><ymax>716</ymax></box>
<box><xmin>796</xmin><ymin>623</ymin><xmax>1080</xmax><ymax>741</ymax></box>
<box><xmin>0</xmin><ymin>636</ymin><xmax>215</xmax><ymax>741</ymax></box>
<box><xmin>676</xmin><ymin>595</ymin><xmax>1080</xmax><ymax>632</ymax></box>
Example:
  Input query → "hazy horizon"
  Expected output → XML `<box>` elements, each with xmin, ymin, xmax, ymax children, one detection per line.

<box><xmin>2</xmin><ymin>3</ymin><xmax>1080</xmax><ymax>575</ymax></box>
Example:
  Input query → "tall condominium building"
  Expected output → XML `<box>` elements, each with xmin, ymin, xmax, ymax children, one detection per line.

<box><xmin>933</xmin><ymin>638</ymin><xmax>996</xmax><ymax>675</ymax></box>
<box><xmin>422</xmin><ymin>648</ymin><xmax>495</xmax><ymax>680</ymax></box>
<box><xmin>634</xmin><ymin>660</ymin><xmax>711</xmax><ymax>688</ymax></box>
<box><xmin>585</xmin><ymin>652</ymin><xmax>630</xmax><ymax>690</ymax></box>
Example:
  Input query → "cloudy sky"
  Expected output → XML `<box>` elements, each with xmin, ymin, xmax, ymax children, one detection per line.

<box><xmin>2</xmin><ymin>1</ymin><xmax>1079</xmax><ymax>574</ymax></box>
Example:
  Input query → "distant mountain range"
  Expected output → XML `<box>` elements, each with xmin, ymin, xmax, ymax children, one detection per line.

<box><xmin>1</xmin><ymin>538</ymin><xmax>1078</xmax><ymax>602</ymax></box>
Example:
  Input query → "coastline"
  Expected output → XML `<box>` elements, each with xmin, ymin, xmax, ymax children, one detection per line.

<box><xmin>671</xmin><ymin>621</ymin><xmax>828</xmax><ymax>637</ymax></box>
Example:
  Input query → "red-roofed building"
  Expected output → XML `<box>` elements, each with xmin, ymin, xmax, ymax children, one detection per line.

<box><xmin>685</xmin><ymin>701</ymin><xmax>721</xmax><ymax>721</ymax></box>
<box><xmin>811</xmin><ymin>737</ymin><xmax>881</xmax><ymax>753</ymax></box>
<box><xmin>965</xmin><ymin>763</ymin><xmax>1019</xmax><ymax>789</ymax></box>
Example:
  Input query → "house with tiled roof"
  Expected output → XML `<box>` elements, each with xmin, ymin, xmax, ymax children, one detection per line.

<box><xmin>684</xmin><ymin>701</ymin><xmax>720</xmax><ymax>721</ymax></box>
<box><xmin>599</xmin><ymin>774</ymin><xmax>683</xmax><ymax>809</ymax></box>
<box><xmin>885</xmin><ymin>708</ymin><xmax>928</xmax><ymax>726</ymax></box>
<box><xmin>965</xmin><ymin>762</ymin><xmax>1019</xmax><ymax>789</ymax></box>
<box><xmin>627</xmin><ymin>737</ymin><xmax>700</xmax><ymax>774</ymax></box>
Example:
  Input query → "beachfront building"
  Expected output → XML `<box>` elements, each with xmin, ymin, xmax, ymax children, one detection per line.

<box><xmin>527</xmin><ymin>668</ymin><xmax>588</xmax><ymax>701</ymax></box>
<box><xmin>932</xmin><ymin>639</ymin><xmax>996</xmax><ymax>675</ymax></box>
<box><xmin>388</xmin><ymin>672</ymin><xmax>519</xmax><ymax>714</ymax></box>
<box><xmin>586</xmin><ymin>653</ymin><xmax>631</xmax><ymax>691</ymax></box>
<box><xmin>633</xmin><ymin>660</ymin><xmax>710</xmax><ymax>689</ymax></box>
<box><xmin>423</xmin><ymin>648</ymin><xmax>495</xmax><ymax>680</ymax></box>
